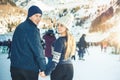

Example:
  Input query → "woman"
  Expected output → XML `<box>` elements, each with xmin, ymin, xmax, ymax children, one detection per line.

<box><xmin>43</xmin><ymin>14</ymin><xmax>76</xmax><ymax>80</ymax></box>
<box><xmin>43</xmin><ymin>29</ymin><xmax>56</xmax><ymax>68</ymax></box>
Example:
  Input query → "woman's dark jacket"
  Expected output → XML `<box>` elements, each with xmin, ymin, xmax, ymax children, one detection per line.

<box><xmin>45</xmin><ymin>36</ymin><xmax>72</xmax><ymax>75</ymax></box>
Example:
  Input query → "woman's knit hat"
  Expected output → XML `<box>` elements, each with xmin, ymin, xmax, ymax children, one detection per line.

<box><xmin>27</xmin><ymin>5</ymin><xmax>42</xmax><ymax>17</ymax></box>
<box><xmin>57</xmin><ymin>13</ymin><xmax>74</xmax><ymax>31</ymax></box>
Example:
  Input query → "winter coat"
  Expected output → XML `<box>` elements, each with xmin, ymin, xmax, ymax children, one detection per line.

<box><xmin>77</xmin><ymin>35</ymin><xmax>87</xmax><ymax>49</ymax></box>
<box><xmin>10</xmin><ymin>19</ymin><xmax>46</xmax><ymax>72</ymax></box>
<box><xmin>43</xmin><ymin>33</ymin><xmax>56</xmax><ymax>57</ymax></box>
<box><xmin>45</xmin><ymin>36</ymin><xmax>72</xmax><ymax>75</ymax></box>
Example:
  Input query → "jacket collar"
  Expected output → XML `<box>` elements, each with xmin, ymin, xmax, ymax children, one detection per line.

<box><xmin>26</xmin><ymin>18</ymin><xmax>37</xmax><ymax>27</ymax></box>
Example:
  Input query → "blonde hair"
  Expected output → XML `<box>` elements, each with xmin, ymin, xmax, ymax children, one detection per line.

<box><xmin>64</xmin><ymin>31</ymin><xmax>76</xmax><ymax>60</ymax></box>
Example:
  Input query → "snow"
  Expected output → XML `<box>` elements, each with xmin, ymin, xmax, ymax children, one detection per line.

<box><xmin>0</xmin><ymin>32</ymin><xmax>13</xmax><ymax>41</ymax></box>
<box><xmin>0</xmin><ymin>46</ymin><xmax>120</xmax><ymax>80</ymax></box>
<box><xmin>23</xmin><ymin>0</ymin><xmax>55</xmax><ymax>11</ymax></box>
<box><xmin>0</xmin><ymin>0</ymin><xmax>120</xmax><ymax>80</ymax></box>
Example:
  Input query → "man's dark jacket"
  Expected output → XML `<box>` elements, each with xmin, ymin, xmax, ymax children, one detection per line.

<box><xmin>10</xmin><ymin>19</ymin><xmax>46</xmax><ymax>72</ymax></box>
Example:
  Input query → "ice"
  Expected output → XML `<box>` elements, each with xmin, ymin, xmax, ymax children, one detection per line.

<box><xmin>0</xmin><ymin>46</ymin><xmax>120</xmax><ymax>80</ymax></box>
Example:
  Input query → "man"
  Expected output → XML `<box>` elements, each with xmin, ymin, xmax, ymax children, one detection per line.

<box><xmin>77</xmin><ymin>34</ymin><xmax>87</xmax><ymax>60</ymax></box>
<box><xmin>10</xmin><ymin>5</ymin><xmax>46</xmax><ymax>80</ymax></box>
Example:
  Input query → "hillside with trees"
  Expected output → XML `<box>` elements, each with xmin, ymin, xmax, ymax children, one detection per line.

<box><xmin>0</xmin><ymin>0</ymin><xmax>27</xmax><ymax>33</ymax></box>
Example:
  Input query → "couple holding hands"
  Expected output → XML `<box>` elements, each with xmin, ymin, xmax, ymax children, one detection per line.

<box><xmin>10</xmin><ymin>5</ymin><xmax>76</xmax><ymax>80</ymax></box>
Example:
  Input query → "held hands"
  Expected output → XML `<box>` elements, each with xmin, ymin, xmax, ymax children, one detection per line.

<box><xmin>39</xmin><ymin>71</ymin><xmax>46</xmax><ymax>77</ymax></box>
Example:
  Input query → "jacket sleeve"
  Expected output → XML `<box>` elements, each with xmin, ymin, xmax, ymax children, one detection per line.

<box><xmin>27</xmin><ymin>30</ymin><xmax>46</xmax><ymax>71</ymax></box>
<box><xmin>45</xmin><ymin>38</ymin><xmax>63</xmax><ymax>75</ymax></box>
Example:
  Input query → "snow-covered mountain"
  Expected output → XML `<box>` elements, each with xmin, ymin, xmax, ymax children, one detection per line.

<box><xmin>13</xmin><ymin>0</ymin><xmax>30</xmax><ymax>7</ymax></box>
<box><xmin>1</xmin><ymin>0</ymin><xmax>120</xmax><ymax>44</ymax></box>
